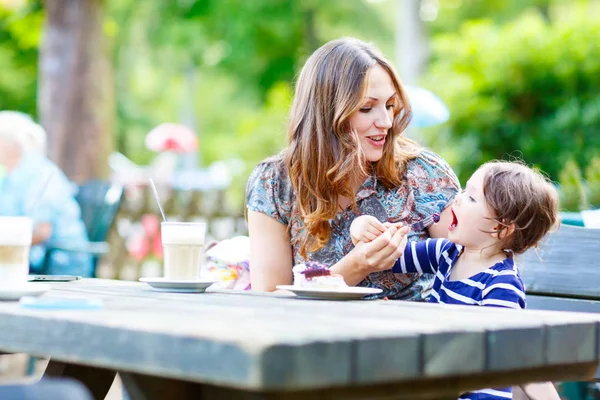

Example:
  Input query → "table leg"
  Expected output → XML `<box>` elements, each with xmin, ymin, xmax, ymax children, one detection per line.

<box><xmin>120</xmin><ymin>372</ymin><xmax>204</xmax><ymax>400</ymax></box>
<box><xmin>44</xmin><ymin>360</ymin><xmax>117</xmax><ymax>400</ymax></box>
<box><xmin>119</xmin><ymin>372</ymin><xmax>458</xmax><ymax>400</ymax></box>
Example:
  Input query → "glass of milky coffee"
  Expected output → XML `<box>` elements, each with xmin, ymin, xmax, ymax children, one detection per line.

<box><xmin>161</xmin><ymin>221</ymin><xmax>206</xmax><ymax>280</ymax></box>
<box><xmin>0</xmin><ymin>216</ymin><xmax>33</xmax><ymax>286</ymax></box>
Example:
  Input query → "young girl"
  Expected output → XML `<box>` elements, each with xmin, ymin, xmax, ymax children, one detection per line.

<box><xmin>350</xmin><ymin>160</ymin><xmax>560</xmax><ymax>400</ymax></box>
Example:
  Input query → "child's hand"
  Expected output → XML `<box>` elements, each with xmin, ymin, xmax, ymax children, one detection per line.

<box><xmin>350</xmin><ymin>215</ymin><xmax>386</xmax><ymax>245</ymax></box>
<box><xmin>396</xmin><ymin>225</ymin><xmax>410</xmax><ymax>254</ymax></box>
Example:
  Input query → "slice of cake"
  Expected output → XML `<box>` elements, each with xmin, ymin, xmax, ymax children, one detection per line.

<box><xmin>292</xmin><ymin>261</ymin><xmax>348</xmax><ymax>289</ymax></box>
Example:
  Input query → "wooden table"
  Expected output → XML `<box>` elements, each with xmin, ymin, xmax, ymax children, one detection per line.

<box><xmin>0</xmin><ymin>279</ymin><xmax>598</xmax><ymax>400</ymax></box>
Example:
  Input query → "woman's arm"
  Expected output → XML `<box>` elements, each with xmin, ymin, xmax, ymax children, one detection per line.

<box><xmin>248</xmin><ymin>210</ymin><xmax>293</xmax><ymax>292</ymax></box>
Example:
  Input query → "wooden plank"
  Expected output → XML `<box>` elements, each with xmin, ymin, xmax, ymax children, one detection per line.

<box><xmin>0</xmin><ymin>294</ymin><xmax>425</xmax><ymax>389</ymax></box>
<box><xmin>30</xmin><ymin>280</ymin><xmax>488</xmax><ymax>383</ymax></box>
<box><xmin>67</xmin><ymin>283</ymin><xmax>492</xmax><ymax>381</ymax></box>
<box><xmin>373</xmin><ymin>301</ymin><xmax>544</xmax><ymax>372</ymax></box>
<box><xmin>527</xmin><ymin>295</ymin><xmax>600</xmax><ymax>314</ymax></box>
<box><xmin>379</xmin><ymin>300</ymin><xmax>599</xmax><ymax>366</ymax></box>
<box><xmin>2</xmin><ymin>278</ymin><xmax>598</xmax><ymax>391</ymax></box>
<box><xmin>0</xmin><ymin>304</ymin><xmax>356</xmax><ymax>390</ymax></box>
<box><xmin>42</xmin><ymin>280</ymin><xmax>599</xmax><ymax>374</ymax></box>
<box><xmin>520</xmin><ymin>225</ymin><xmax>600</xmax><ymax>299</ymax></box>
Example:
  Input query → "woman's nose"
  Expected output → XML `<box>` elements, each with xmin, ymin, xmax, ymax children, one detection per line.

<box><xmin>375</xmin><ymin>108</ymin><xmax>393</xmax><ymax>130</ymax></box>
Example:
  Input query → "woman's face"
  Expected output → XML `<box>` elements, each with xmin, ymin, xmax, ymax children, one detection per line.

<box><xmin>348</xmin><ymin>64</ymin><xmax>397</xmax><ymax>163</ymax></box>
<box><xmin>0</xmin><ymin>137</ymin><xmax>22</xmax><ymax>172</ymax></box>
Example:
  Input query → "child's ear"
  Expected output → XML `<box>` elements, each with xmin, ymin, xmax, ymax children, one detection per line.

<box><xmin>492</xmin><ymin>223</ymin><xmax>515</xmax><ymax>240</ymax></box>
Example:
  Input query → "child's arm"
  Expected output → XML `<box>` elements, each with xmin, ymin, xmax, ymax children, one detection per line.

<box><xmin>481</xmin><ymin>273</ymin><xmax>526</xmax><ymax>309</ymax></box>
<box><xmin>350</xmin><ymin>215</ymin><xmax>386</xmax><ymax>245</ymax></box>
<box><xmin>391</xmin><ymin>238</ymin><xmax>450</xmax><ymax>275</ymax></box>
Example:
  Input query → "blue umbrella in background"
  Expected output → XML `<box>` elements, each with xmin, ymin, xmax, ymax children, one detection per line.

<box><xmin>405</xmin><ymin>86</ymin><xmax>450</xmax><ymax>128</ymax></box>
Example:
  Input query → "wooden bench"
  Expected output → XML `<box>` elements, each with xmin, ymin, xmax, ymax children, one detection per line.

<box><xmin>521</xmin><ymin>224</ymin><xmax>600</xmax><ymax>313</ymax></box>
<box><xmin>520</xmin><ymin>224</ymin><xmax>600</xmax><ymax>385</ymax></box>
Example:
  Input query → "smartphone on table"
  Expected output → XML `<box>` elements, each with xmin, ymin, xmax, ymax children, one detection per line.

<box><xmin>28</xmin><ymin>275</ymin><xmax>82</xmax><ymax>282</ymax></box>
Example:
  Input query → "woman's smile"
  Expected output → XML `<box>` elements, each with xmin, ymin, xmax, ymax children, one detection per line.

<box><xmin>366</xmin><ymin>134</ymin><xmax>386</xmax><ymax>147</ymax></box>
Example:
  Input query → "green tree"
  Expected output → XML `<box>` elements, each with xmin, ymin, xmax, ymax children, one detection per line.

<box><xmin>559</xmin><ymin>159</ymin><xmax>588</xmax><ymax>211</ymax></box>
<box><xmin>585</xmin><ymin>155</ymin><xmax>600</xmax><ymax>208</ymax></box>
<box><xmin>423</xmin><ymin>5</ymin><xmax>600</xmax><ymax>182</ymax></box>
<box><xmin>106</xmin><ymin>0</ymin><xmax>392</xmax><ymax>167</ymax></box>
<box><xmin>0</xmin><ymin>2</ymin><xmax>42</xmax><ymax>116</ymax></box>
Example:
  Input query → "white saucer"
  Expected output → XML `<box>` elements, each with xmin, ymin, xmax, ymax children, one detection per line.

<box><xmin>276</xmin><ymin>285</ymin><xmax>382</xmax><ymax>300</ymax></box>
<box><xmin>139</xmin><ymin>277</ymin><xmax>217</xmax><ymax>293</ymax></box>
<box><xmin>0</xmin><ymin>283</ymin><xmax>51</xmax><ymax>301</ymax></box>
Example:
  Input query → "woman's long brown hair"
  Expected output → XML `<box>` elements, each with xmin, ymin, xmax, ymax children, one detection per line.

<box><xmin>285</xmin><ymin>37</ymin><xmax>419</xmax><ymax>257</ymax></box>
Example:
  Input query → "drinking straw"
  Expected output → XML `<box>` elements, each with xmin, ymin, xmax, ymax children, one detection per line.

<box><xmin>149</xmin><ymin>178</ymin><xmax>167</xmax><ymax>222</ymax></box>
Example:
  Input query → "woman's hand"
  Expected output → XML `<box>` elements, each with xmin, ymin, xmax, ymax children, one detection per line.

<box><xmin>354</xmin><ymin>225</ymin><xmax>410</xmax><ymax>273</ymax></box>
<box><xmin>32</xmin><ymin>222</ymin><xmax>52</xmax><ymax>245</ymax></box>
<box><xmin>331</xmin><ymin>225</ymin><xmax>409</xmax><ymax>286</ymax></box>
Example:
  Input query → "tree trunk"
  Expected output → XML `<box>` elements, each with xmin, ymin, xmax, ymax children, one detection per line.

<box><xmin>38</xmin><ymin>0</ymin><xmax>113</xmax><ymax>183</ymax></box>
<box><xmin>395</xmin><ymin>0</ymin><xmax>428</xmax><ymax>86</ymax></box>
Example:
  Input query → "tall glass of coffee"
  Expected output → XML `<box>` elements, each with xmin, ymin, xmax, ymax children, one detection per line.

<box><xmin>161</xmin><ymin>222</ymin><xmax>206</xmax><ymax>280</ymax></box>
<box><xmin>0</xmin><ymin>216</ymin><xmax>33</xmax><ymax>286</ymax></box>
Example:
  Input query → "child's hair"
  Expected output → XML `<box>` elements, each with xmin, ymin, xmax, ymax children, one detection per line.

<box><xmin>479</xmin><ymin>160</ymin><xmax>559</xmax><ymax>254</ymax></box>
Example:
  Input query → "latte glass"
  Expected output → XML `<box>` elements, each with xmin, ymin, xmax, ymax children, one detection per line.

<box><xmin>0</xmin><ymin>216</ymin><xmax>32</xmax><ymax>287</ymax></box>
<box><xmin>161</xmin><ymin>222</ymin><xmax>206</xmax><ymax>280</ymax></box>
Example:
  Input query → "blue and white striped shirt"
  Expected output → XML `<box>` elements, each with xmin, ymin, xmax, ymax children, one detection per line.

<box><xmin>392</xmin><ymin>238</ymin><xmax>526</xmax><ymax>400</ymax></box>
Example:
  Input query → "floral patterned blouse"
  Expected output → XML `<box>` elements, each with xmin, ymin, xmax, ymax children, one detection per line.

<box><xmin>246</xmin><ymin>150</ymin><xmax>460</xmax><ymax>300</ymax></box>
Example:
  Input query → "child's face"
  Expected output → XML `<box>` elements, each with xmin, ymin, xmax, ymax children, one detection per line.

<box><xmin>448</xmin><ymin>167</ymin><xmax>500</xmax><ymax>251</ymax></box>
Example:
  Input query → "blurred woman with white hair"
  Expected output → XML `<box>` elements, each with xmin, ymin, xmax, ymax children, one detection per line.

<box><xmin>0</xmin><ymin>110</ymin><xmax>47</xmax><ymax>155</ymax></box>
<box><xmin>0</xmin><ymin>111</ymin><xmax>92</xmax><ymax>277</ymax></box>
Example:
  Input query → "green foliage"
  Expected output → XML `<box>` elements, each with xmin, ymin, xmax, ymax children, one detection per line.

<box><xmin>585</xmin><ymin>155</ymin><xmax>600</xmax><ymax>208</ymax></box>
<box><xmin>558</xmin><ymin>159</ymin><xmax>588</xmax><ymax>212</ymax></box>
<box><xmin>231</xmin><ymin>82</ymin><xmax>291</xmax><ymax>166</ymax></box>
<box><xmin>140</xmin><ymin>0</ymin><xmax>390</xmax><ymax>99</ymax></box>
<box><xmin>423</xmin><ymin>5</ymin><xmax>600</xmax><ymax>183</ymax></box>
<box><xmin>212</xmin><ymin>82</ymin><xmax>292</xmax><ymax>207</ymax></box>
<box><xmin>428</xmin><ymin>0</ymin><xmax>571</xmax><ymax>34</ymax></box>
<box><xmin>105</xmin><ymin>0</ymin><xmax>393</xmax><ymax>169</ymax></box>
<box><xmin>0</xmin><ymin>3</ymin><xmax>42</xmax><ymax>116</ymax></box>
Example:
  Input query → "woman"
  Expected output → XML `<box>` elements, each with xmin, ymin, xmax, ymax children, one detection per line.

<box><xmin>0</xmin><ymin>112</ymin><xmax>93</xmax><ymax>277</ymax></box>
<box><xmin>246</xmin><ymin>37</ymin><xmax>460</xmax><ymax>300</ymax></box>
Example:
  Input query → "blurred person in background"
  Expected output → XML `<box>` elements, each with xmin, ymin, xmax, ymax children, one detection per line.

<box><xmin>0</xmin><ymin>111</ymin><xmax>92</xmax><ymax>277</ymax></box>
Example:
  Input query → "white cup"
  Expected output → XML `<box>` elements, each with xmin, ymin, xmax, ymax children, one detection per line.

<box><xmin>161</xmin><ymin>222</ymin><xmax>206</xmax><ymax>280</ymax></box>
<box><xmin>0</xmin><ymin>216</ymin><xmax>32</xmax><ymax>287</ymax></box>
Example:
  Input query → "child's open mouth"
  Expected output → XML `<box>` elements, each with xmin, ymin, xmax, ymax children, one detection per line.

<box><xmin>449</xmin><ymin>209</ymin><xmax>458</xmax><ymax>231</ymax></box>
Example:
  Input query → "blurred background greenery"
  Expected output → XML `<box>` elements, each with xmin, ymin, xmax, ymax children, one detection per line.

<box><xmin>0</xmin><ymin>0</ymin><xmax>599</xmax><ymax>211</ymax></box>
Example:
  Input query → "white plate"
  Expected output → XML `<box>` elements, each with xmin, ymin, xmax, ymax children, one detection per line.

<box><xmin>276</xmin><ymin>285</ymin><xmax>382</xmax><ymax>300</ymax></box>
<box><xmin>139</xmin><ymin>277</ymin><xmax>217</xmax><ymax>293</ymax></box>
<box><xmin>0</xmin><ymin>283</ymin><xmax>51</xmax><ymax>301</ymax></box>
